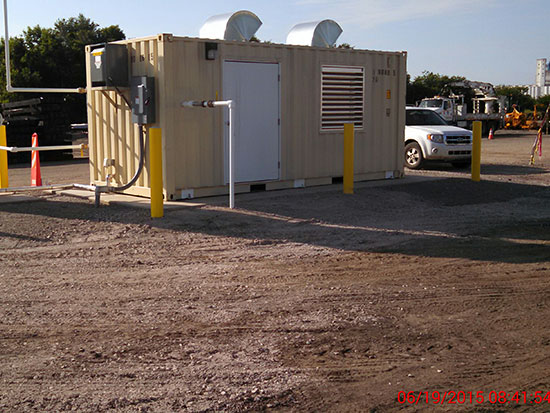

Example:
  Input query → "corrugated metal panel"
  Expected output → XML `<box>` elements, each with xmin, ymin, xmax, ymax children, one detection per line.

<box><xmin>86</xmin><ymin>35</ymin><xmax>407</xmax><ymax>200</ymax></box>
<box><xmin>86</xmin><ymin>35</ymin><xmax>163</xmax><ymax>197</ymax></box>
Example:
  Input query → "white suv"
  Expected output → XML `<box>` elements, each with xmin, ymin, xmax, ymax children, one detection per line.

<box><xmin>404</xmin><ymin>107</ymin><xmax>472</xmax><ymax>169</ymax></box>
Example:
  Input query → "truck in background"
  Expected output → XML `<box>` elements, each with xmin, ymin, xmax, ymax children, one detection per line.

<box><xmin>418</xmin><ymin>80</ymin><xmax>505</xmax><ymax>135</ymax></box>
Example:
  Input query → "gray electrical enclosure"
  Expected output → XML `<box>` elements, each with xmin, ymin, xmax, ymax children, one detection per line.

<box><xmin>90</xmin><ymin>44</ymin><xmax>129</xmax><ymax>87</ymax></box>
<box><xmin>131</xmin><ymin>76</ymin><xmax>156</xmax><ymax>125</ymax></box>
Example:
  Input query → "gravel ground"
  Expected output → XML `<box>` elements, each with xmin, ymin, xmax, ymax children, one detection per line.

<box><xmin>0</xmin><ymin>130</ymin><xmax>549</xmax><ymax>412</ymax></box>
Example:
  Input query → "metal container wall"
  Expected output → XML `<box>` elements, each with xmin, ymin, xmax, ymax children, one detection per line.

<box><xmin>86</xmin><ymin>35</ymin><xmax>165</xmax><ymax>198</ymax></box>
<box><xmin>86</xmin><ymin>35</ymin><xmax>407</xmax><ymax>200</ymax></box>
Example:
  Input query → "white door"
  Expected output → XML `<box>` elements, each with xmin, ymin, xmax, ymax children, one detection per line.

<box><xmin>223</xmin><ymin>61</ymin><xmax>280</xmax><ymax>183</ymax></box>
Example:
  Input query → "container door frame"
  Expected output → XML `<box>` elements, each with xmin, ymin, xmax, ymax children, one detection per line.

<box><xmin>223</xmin><ymin>60</ymin><xmax>281</xmax><ymax>184</ymax></box>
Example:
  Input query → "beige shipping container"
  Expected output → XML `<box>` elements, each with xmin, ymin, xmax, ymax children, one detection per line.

<box><xmin>85</xmin><ymin>34</ymin><xmax>407</xmax><ymax>200</ymax></box>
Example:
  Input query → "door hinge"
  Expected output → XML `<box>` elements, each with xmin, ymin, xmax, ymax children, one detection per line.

<box><xmin>278</xmin><ymin>74</ymin><xmax>281</xmax><ymax>82</ymax></box>
<box><xmin>278</xmin><ymin>118</ymin><xmax>281</xmax><ymax>125</ymax></box>
<box><xmin>278</xmin><ymin>161</ymin><xmax>280</xmax><ymax>169</ymax></box>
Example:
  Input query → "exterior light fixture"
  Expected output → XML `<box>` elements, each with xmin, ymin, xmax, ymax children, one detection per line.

<box><xmin>205</xmin><ymin>42</ymin><xmax>218</xmax><ymax>60</ymax></box>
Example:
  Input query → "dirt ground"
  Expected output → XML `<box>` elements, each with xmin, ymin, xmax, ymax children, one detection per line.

<box><xmin>1</xmin><ymin>130</ymin><xmax>549</xmax><ymax>412</ymax></box>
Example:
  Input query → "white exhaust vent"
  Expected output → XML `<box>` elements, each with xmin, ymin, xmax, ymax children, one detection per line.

<box><xmin>199</xmin><ymin>10</ymin><xmax>262</xmax><ymax>42</ymax></box>
<box><xmin>286</xmin><ymin>20</ymin><xmax>343</xmax><ymax>47</ymax></box>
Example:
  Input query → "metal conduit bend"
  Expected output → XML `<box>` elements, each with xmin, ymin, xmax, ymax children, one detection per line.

<box><xmin>94</xmin><ymin>125</ymin><xmax>146</xmax><ymax>207</ymax></box>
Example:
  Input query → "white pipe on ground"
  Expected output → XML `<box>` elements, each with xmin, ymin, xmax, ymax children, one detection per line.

<box><xmin>0</xmin><ymin>144</ymin><xmax>87</xmax><ymax>153</ymax></box>
<box><xmin>0</xmin><ymin>183</ymin><xmax>96</xmax><ymax>194</ymax></box>
<box><xmin>0</xmin><ymin>184</ymin><xmax>74</xmax><ymax>193</ymax></box>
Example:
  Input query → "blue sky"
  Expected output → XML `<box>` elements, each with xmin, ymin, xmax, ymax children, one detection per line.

<box><xmin>4</xmin><ymin>0</ymin><xmax>548</xmax><ymax>85</ymax></box>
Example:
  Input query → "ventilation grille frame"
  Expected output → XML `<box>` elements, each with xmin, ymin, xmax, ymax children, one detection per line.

<box><xmin>320</xmin><ymin>65</ymin><xmax>365</xmax><ymax>132</ymax></box>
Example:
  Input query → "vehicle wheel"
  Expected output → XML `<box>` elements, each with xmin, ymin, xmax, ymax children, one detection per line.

<box><xmin>404</xmin><ymin>142</ymin><xmax>423</xmax><ymax>169</ymax></box>
<box><xmin>451</xmin><ymin>160</ymin><xmax>471</xmax><ymax>169</ymax></box>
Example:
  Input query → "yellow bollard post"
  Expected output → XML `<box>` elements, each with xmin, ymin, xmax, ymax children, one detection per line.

<box><xmin>471</xmin><ymin>121</ymin><xmax>481</xmax><ymax>182</ymax></box>
<box><xmin>343</xmin><ymin>123</ymin><xmax>354</xmax><ymax>194</ymax></box>
<box><xmin>149</xmin><ymin>127</ymin><xmax>164</xmax><ymax>218</ymax></box>
<box><xmin>0</xmin><ymin>125</ymin><xmax>8</xmax><ymax>188</ymax></box>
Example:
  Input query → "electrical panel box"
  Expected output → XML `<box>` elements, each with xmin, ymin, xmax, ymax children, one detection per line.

<box><xmin>131</xmin><ymin>76</ymin><xmax>156</xmax><ymax>125</ymax></box>
<box><xmin>90</xmin><ymin>44</ymin><xmax>129</xmax><ymax>87</ymax></box>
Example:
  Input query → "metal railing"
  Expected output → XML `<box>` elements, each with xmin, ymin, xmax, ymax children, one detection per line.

<box><xmin>0</xmin><ymin>124</ymin><xmax>89</xmax><ymax>189</ymax></box>
<box><xmin>0</xmin><ymin>143</ymin><xmax>88</xmax><ymax>153</ymax></box>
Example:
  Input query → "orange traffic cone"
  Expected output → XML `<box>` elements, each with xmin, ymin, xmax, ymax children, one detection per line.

<box><xmin>31</xmin><ymin>133</ymin><xmax>42</xmax><ymax>186</ymax></box>
<box><xmin>488</xmin><ymin>128</ymin><xmax>494</xmax><ymax>140</ymax></box>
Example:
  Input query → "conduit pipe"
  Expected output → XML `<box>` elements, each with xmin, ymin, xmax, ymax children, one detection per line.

<box><xmin>92</xmin><ymin>124</ymin><xmax>146</xmax><ymax>207</ymax></box>
<box><xmin>3</xmin><ymin>0</ymin><xmax>86</xmax><ymax>94</ymax></box>
<box><xmin>181</xmin><ymin>100</ymin><xmax>235</xmax><ymax>208</ymax></box>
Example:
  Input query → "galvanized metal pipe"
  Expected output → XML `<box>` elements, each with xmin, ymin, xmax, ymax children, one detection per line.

<box><xmin>73</xmin><ymin>184</ymin><xmax>96</xmax><ymax>191</ymax></box>
<box><xmin>0</xmin><ymin>183</ymin><xmax>74</xmax><ymax>193</ymax></box>
<box><xmin>181</xmin><ymin>100</ymin><xmax>233</xmax><ymax>108</ymax></box>
<box><xmin>3</xmin><ymin>0</ymin><xmax>86</xmax><ymax>94</ymax></box>
<box><xmin>0</xmin><ymin>144</ymin><xmax>87</xmax><ymax>153</ymax></box>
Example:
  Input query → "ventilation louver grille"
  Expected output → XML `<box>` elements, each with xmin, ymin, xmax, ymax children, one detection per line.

<box><xmin>321</xmin><ymin>65</ymin><xmax>364</xmax><ymax>131</ymax></box>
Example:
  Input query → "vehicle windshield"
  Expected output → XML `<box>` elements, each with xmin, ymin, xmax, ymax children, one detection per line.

<box><xmin>419</xmin><ymin>100</ymin><xmax>443</xmax><ymax>108</ymax></box>
<box><xmin>406</xmin><ymin>109</ymin><xmax>448</xmax><ymax>126</ymax></box>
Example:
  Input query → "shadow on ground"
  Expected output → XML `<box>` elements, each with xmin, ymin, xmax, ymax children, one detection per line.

<box><xmin>0</xmin><ymin>177</ymin><xmax>548</xmax><ymax>264</ymax></box>
<box><xmin>375</xmin><ymin>177</ymin><xmax>549</xmax><ymax>206</ymax></box>
<box><xmin>480</xmin><ymin>164</ymin><xmax>549</xmax><ymax>176</ymax></box>
<box><xmin>415</xmin><ymin>163</ymin><xmax>548</xmax><ymax>177</ymax></box>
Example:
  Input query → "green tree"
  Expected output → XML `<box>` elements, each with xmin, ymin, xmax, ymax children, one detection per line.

<box><xmin>534</xmin><ymin>97</ymin><xmax>550</xmax><ymax>131</ymax></box>
<box><xmin>54</xmin><ymin>15</ymin><xmax>124</xmax><ymax>89</ymax></box>
<box><xmin>406</xmin><ymin>71</ymin><xmax>466</xmax><ymax>105</ymax></box>
<box><xmin>0</xmin><ymin>14</ymin><xmax>124</xmax><ymax>121</ymax></box>
<box><xmin>494</xmin><ymin>85</ymin><xmax>534</xmax><ymax>112</ymax></box>
<box><xmin>535</xmin><ymin>94</ymin><xmax>550</xmax><ymax>108</ymax></box>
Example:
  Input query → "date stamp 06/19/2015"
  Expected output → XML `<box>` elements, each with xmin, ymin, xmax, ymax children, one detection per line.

<box><xmin>397</xmin><ymin>390</ymin><xmax>550</xmax><ymax>406</ymax></box>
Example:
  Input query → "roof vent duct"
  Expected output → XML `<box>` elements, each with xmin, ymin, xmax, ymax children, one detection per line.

<box><xmin>199</xmin><ymin>11</ymin><xmax>262</xmax><ymax>42</ymax></box>
<box><xmin>286</xmin><ymin>20</ymin><xmax>343</xmax><ymax>47</ymax></box>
